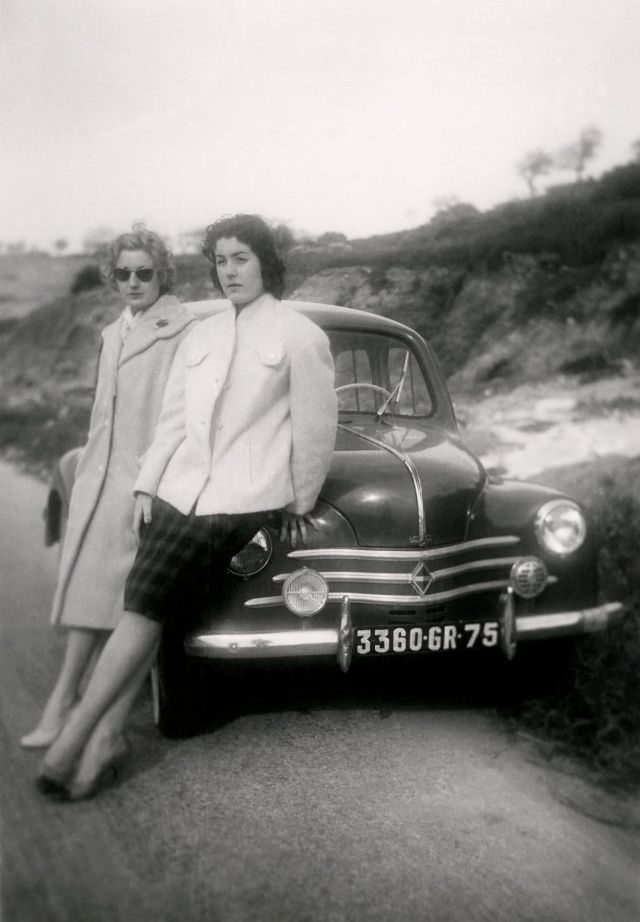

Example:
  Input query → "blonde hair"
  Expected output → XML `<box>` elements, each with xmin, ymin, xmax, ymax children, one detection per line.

<box><xmin>103</xmin><ymin>225</ymin><xmax>175</xmax><ymax>294</ymax></box>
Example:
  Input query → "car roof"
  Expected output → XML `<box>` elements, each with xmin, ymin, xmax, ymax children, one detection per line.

<box><xmin>184</xmin><ymin>298</ymin><xmax>418</xmax><ymax>337</ymax></box>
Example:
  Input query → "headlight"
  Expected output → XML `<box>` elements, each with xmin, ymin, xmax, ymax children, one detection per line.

<box><xmin>534</xmin><ymin>499</ymin><xmax>586</xmax><ymax>556</ymax></box>
<box><xmin>282</xmin><ymin>568</ymin><xmax>328</xmax><ymax>617</ymax></box>
<box><xmin>228</xmin><ymin>529</ymin><xmax>273</xmax><ymax>576</ymax></box>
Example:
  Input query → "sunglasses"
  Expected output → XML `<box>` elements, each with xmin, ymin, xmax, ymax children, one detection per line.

<box><xmin>114</xmin><ymin>267</ymin><xmax>156</xmax><ymax>283</ymax></box>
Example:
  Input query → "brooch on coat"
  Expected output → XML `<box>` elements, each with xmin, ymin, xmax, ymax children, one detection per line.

<box><xmin>155</xmin><ymin>319</ymin><xmax>169</xmax><ymax>328</ymax></box>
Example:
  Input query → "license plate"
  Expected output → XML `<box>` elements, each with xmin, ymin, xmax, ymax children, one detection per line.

<box><xmin>354</xmin><ymin>622</ymin><xmax>499</xmax><ymax>656</ymax></box>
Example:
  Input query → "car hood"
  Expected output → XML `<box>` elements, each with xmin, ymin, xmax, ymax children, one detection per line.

<box><xmin>320</xmin><ymin>420</ymin><xmax>485</xmax><ymax>547</ymax></box>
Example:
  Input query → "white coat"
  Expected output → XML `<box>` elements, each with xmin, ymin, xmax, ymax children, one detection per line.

<box><xmin>51</xmin><ymin>295</ymin><xmax>197</xmax><ymax>628</ymax></box>
<box><xmin>134</xmin><ymin>294</ymin><xmax>337</xmax><ymax>516</ymax></box>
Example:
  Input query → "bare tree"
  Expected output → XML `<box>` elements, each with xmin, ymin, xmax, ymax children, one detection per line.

<box><xmin>54</xmin><ymin>238</ymin><xmax>68</xmax><ymax>256</ymax></box>
<box><xmin>516</xmin><ymin>149</ymin><xmax>554</xmax><ymax>196</ymax></box>
<box><xmin>556</xmin><ymin>126</ymin><xmax>603</xmax><ymax>181</ymax></box>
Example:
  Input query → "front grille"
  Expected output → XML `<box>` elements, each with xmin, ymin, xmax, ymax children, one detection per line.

<box><xmin>245</xmin><ymin>536</ymin><xmax>534</xmax><ymax>609</ymax></box>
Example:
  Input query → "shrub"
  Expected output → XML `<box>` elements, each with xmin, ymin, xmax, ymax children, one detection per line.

<box><xmin>510</xmin><ymin>462</ymin><xmax>640</xmax><ymax>788</ymax></box>
<box><xmin>70</xmin><ymin>264</ymin><xmax>103</xmax><ymax>294</ymax></box>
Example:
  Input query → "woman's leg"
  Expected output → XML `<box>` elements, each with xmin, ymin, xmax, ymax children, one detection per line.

<box><xmin>65</xmin><ymin>641</ymin><xmax>160</xmax><ymax>796</ymax></box>
<box><xmin>40</xmin><ymin>611</ymin><xmax>161</xmax><ymax>782</ymax></box>
<box><xmin>21</xmin><ymin>628</ymin><xmax>102</xmax><ymax>747</ymax></box>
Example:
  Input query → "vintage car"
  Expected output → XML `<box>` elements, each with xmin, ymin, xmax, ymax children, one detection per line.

<box><xmin>46</xmin><ymin>300</ymin><xmax>625</xmax><ymax>734</ymax></box>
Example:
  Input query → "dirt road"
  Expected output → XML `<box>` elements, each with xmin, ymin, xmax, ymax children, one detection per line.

<box><xmin>1</xmin><ymin>461</ymin><xmax>639</xmax><ymax>922</ymax></box>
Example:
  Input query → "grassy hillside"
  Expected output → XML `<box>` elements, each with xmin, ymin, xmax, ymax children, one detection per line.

<box><xmin>0</xmin><ymin>254</ymin><xmax>93</xmax><ymax>331</ymax></box>
<box><xmin>291</xmin><ymin>163</ymin><xmax>640</xmax><ymax>387</ymax></box>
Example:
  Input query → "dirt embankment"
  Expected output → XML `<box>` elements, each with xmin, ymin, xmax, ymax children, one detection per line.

<box><xmin>455</xmin><ymin>372</ymin><xmax>640</xmax><ymax>481</ymax></box>
<box><xmin>291</xmin><ymin>242</ymin><xmax>640</xmax><ymax>393</ymax></box>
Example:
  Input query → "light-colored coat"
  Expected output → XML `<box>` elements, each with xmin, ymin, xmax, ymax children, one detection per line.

<box><xmin>135</xmin><ymin>294</ymin><xmax>337</xmax><ymax>516</ymax></box>
<box><xmin>51</xmin><ymin>295</ymin><xmax>197</xmax><ymax>628</ymax></box>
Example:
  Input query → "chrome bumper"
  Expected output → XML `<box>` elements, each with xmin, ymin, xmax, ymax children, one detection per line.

<box><xmin>515</xmin><ymin>602</ymin><xmax>626</xmax><ymax>639</ymax></box>
<box><xmin>185</xmin><ymin>601</ymin><xmax>626</xmax><ymax>661</ymax></box>
<box><xmin>186</xmin><ymin>629</ymin><xmax>339</xmax><ymax>659</ymax></box>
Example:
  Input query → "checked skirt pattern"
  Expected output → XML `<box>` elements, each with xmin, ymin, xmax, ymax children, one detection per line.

<box><xmin>124</xmin><ymin>497</ymin><xmax>270</xmax><ymax>624</ymax></box>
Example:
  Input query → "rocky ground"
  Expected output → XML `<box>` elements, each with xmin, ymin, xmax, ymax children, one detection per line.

<box><xmin>454</xmin><ymin>369</ymin><xmax>640</xmax><ymax>481</ymax></box>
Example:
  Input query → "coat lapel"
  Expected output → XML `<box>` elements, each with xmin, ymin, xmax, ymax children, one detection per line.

<box><xmin>99</xmin><ymin>322</ymin><xmax>125</xmax><ymax>396</ymax></box>
<box><xmin>119</xmin><ymin>295</ymin><xmax>194</xmax><ymax>365</ymax></box>
<box><xmin>186</xmin><ymin>307</ymin><xmax>237</xmax><ymax>420</ymax></box>
<box><xmin>250</xmin><ymin>295</ymin><xmax>285</xmax><ymax>364</ymax></box>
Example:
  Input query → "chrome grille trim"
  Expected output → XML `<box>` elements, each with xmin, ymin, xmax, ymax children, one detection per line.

<box><xmin>429</xmin><ymin>557</ymin><xmax>524</xmax><ymax>580</ymax></box>
<box><xmin>245</xmin><ymin>578</ymin><xmax>515</xmax><ymax>609</ymax></box>
<box><xmin>272</xmin><ymin>557</ymin><xmax>533</xmax><ymax>585</ymax></box>
<box><xmin>288</xmin><ymin>536</ymin><xmax>520</xmax><ymax>561</ymax></box>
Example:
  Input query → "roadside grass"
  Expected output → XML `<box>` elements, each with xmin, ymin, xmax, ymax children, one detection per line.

<box><xmin>508</xmin><ymin>458</ymin><xmax>640</xmax><ymax>789</ymax></box>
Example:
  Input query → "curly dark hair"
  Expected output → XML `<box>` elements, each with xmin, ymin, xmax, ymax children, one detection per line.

<box><xmin>102</xmin><ymin>225</ymin><xmax>175</xmax><ymax>294</ymax></box>
<box><xmin>202</xmin><ymin>214</ymin><xmax>286</xmax><ymax>299</ymax></box>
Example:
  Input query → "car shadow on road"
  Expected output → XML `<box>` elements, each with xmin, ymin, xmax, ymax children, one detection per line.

<box><xmin>159</xmin><ymin>652</ymin><xmax>547</xmax><ymax>740</ymax></box>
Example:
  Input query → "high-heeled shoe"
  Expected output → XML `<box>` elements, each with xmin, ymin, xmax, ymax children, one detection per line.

<box><xmin>63</xmin><ymin>738</ymin><xmax>130</xmax><ymax>802</ymax></box>
<box><xmin>21</xmin><ymin>723</ymin><xmax>65</xmax><ymax>750</ymax></box>
<box><xmin>36</xmin><ymin>762</ymin><xmax>71</xmax><ymax>798</ymax></box>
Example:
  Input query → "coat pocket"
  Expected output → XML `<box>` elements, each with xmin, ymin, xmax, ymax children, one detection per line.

<box><xmin>257</xmin><ymin>340</ymin><xmax>285</xmax><ymax>367</ymax></box>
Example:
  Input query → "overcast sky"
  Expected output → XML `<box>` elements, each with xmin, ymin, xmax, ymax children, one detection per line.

<box><xmin>1</xmin><ymin>0</ymin><xmax>638</xmax><ymax>251</ymax></box>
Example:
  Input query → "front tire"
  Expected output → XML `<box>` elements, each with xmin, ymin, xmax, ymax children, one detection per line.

<box><xmin>151</xmin><ymin>630</ymin><xmax>205</xmax><ymax>738</ymax></box>
<box><xmin>507</xmin><ymin>637</ymin><xmax>580</xmax><ymax>699</ymax></box>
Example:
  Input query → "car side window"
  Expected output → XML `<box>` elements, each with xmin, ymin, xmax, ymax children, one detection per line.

<box><xmin>334</xmin><ymin>348</ymin><xmax>377</xmax><ymax>411</ymax></box>
<box><xmin>388</xmin><ymin>347</ymin><xmax>432</xmax><ymax>416</ymax></box>
<box><xmin>329</xmin><ymin>330</ymin><xmax>433</xmax><ymax>418</ymax></box>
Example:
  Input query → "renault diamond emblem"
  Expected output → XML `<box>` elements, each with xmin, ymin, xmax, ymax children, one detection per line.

<box><xmin>411</xmin><ymin>561</ymin><xmax>433</xmax><ymax>596</ymax></box>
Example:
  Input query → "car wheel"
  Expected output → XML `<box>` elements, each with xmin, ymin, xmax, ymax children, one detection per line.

<box><xmin>507</xmin><ymin>638</ymin><xmax>580</xmax><ymax>699</ymax></box>
<box><xmin>151</xmin><ymin>631</ymin><xmax>206</xmax><ymax>738</ymax></box>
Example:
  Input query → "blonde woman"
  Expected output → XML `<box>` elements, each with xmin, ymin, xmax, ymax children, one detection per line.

<box><xmin>22</xmin><ymin>228</ymin><xmax>197</xmax><ymax>757</ymax></box>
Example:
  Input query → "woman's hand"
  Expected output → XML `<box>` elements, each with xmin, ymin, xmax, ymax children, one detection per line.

<box><xmin>133</xmin><ymin>493</ymin><xmax>153</xmax><ymax>541</ymax></box>
<box><xmin>280</xmin><ymin>511</ymin><xmax>317</xmax><ymax>549</ymax></box>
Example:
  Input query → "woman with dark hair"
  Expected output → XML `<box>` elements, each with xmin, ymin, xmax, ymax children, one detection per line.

<box><xmin>21</xmin><ymin>227</ymin><xmax>197</xmax><ymax>756</ymax></box>
<box><xmin>36</xmin><ymin>214</ymin><xmax>337</xmax><ymax>799</ymax></box>
<box><xmin>201</xmin><ymin>213</ymin><xmax>286</xmax><ymax>298</ymax></box>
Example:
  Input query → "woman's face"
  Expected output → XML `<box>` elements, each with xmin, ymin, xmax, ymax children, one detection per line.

<box><xmin>214</xmin><ymin>236</ymin><xmax>265</xmax><ymax>308</ymax></box>
<box><xmin>114</xmin><ymin>248</ymin><xmax>161</xmax><ymax>313</ymax></box>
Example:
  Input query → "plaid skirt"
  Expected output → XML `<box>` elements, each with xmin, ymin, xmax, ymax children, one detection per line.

<box><xmin>124</xmin><ymin>497</ymin><xmax>272</xmax><ymax>624</ymax></box>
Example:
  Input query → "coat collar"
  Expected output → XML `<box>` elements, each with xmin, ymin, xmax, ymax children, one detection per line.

<box><xmin>186</xmin><ymin>293</ymin><xmax>281</xmax><ymax>364</ymax></box>
<box><xmin>113</xmin><ymin>294</ymin><xmax>196</xmax><ymax>364</ymax></box>
<box><xmin>234</xmin><ymin>291</ymin><xmax>278</xmax><ymax>323</ymax></box>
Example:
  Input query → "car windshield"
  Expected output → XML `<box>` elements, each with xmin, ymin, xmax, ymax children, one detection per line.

<box><xmin>327</xmin><ymin>329</ymin><xmax>434</xmax><ymax>418</ymax></box>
